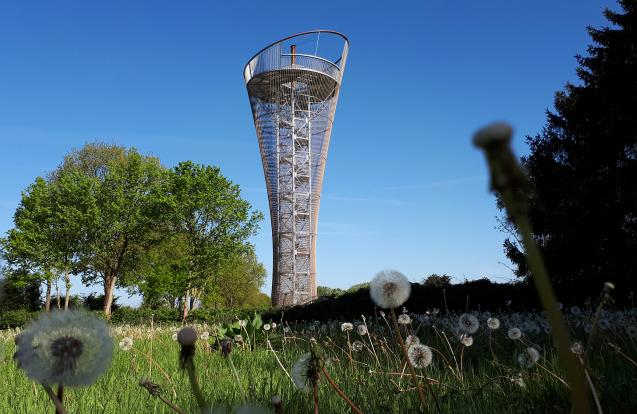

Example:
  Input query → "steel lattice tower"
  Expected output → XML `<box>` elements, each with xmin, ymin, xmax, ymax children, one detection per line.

<box><xmin>244</xmin><ymin>31</ymin><xmax>349</xmax><ymax>307</ymax></box>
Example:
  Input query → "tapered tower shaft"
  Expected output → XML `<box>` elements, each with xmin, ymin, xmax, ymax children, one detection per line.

<box><xmin>244</xmin><ymin>31</ymin><xmax>349</xmax><ymax>307</ymax></box>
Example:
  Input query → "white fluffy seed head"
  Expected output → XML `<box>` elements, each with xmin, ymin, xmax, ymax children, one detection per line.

<box><xmin>508</xmin><ymin>327</ymin><xmax>522</xmax><ymax>340</ymax></box>
<box><xmin>291</xmin><ymin>353</ymin><xmax>313</xmax><ymax>392</ymax></box>
<box><xmin>341</xmin><ymin>322</ymin><xmax>353</xmax><ymax>332</ymax></box>
<box><xmin>408</xmin><ymin>344</ymin><xmax>433</xmax><ymax>369</ymax></box>
<box><xmin>357</xmin><ymin>324</ymin><xmax>368</xmax><ymax>336</ymax></box>
<box><xmin>369</xmin><ymin>270</ymin><xmax>411</xmax><ymax>309</ymax></box>
<box><xmin>487</xmin><ymin>317</ymin><xmax>500</xmax><ymax>330</ymax></box>
<box><xmin>518</xmin><ymin>347</ymin><xmax>540</xmax><ymax>368</ymax></box>
<box><xmin>405</xmin><ymin>334</ymin><xmax>420</xmax><ymax>347</ymax></box>
<box><xmin>460</xmin><ymin>334</ymin><xmax>474</xmax><ymax>347</ymax></box>
<box><xmin>177</xmin><ymin>327</ymin><xmax>197</xmax><ymax>346</ymax></box>
<box><xmin>397</xmin><ymin>314</ymin><xmax>411</xmax><ymax>325</ymax></box>
<box><xmin>13</xmin><ymin>310</ymin><xmax>113</xmax><ymax>386</ymax></box>
<box><xmin>459</xmin><ymin>313</ymin><xmax>480</xmax><ymax>334</ymax></box>
<box><xmin>119</xmin><ymin>337</ymin><xmax>134</xmax><ymax>351</ymax></box>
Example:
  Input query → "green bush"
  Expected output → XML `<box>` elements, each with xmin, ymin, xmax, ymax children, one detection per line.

<box><xmin>0</xmin><ymin>310</ymin><xmax>38</xmax><ymax>329</ymax></box>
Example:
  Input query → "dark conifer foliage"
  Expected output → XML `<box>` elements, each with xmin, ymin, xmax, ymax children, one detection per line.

<box><xmin>502</xmin><ymin>1</ymin><xmax>637</xmax><ymax>293</ymax></box>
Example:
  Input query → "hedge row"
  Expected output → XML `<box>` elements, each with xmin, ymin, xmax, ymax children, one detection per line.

<box><xmin>0</xmin><ymin>306</ymin><xmax>271</xmax><ymax>329</ymax></box>
<box><xmin>262</xmin><ymin>278</ymin><xmax>628</xmax><ymax>323</ymax></box>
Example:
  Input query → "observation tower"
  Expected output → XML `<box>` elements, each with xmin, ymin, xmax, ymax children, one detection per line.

<box><xmin>244</xmin><ymin>31</ymin><xmax>349</xmax><ymax>307</ymax></box>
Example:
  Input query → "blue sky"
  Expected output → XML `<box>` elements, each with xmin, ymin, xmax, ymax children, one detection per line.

<box><xmin>0</xmin><ymin>1</ymin><xmax>618</xmax><ymax>306</ymax></box>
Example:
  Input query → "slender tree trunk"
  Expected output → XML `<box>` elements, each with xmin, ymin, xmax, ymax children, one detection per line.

<box><xmin>64</xmin><ymin>270</ymin><xmax>71</xmax><ymax>310</ymax></box>
<box><xmin>103</xmin><ymin>274</ymin><xmax>117</xmax><ymax>318</ymax></box>
<box><xmin>182</xmin><ymin>288</ymin><xmax>191</xmax><ymax>321</ymax></box>
<box><xmin>44</xmin><ymin>279</ymin><xmax>52</xmax><ymax>312</ymax></box>
<box><xmin>55</xmin><ymin>280</ymin><xmax>61</xmax><ymax>309</ymax></box>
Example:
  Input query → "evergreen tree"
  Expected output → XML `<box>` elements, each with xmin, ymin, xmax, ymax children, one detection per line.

<box><xmin>501</xmin><ymin>1</ymin><xmax>637</xmax><ymax>294</ymax></box>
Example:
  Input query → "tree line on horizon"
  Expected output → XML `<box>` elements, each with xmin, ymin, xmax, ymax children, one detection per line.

<box><xmin>0</xmin><ymin>143</ymin><xmax>267</xmax><ymax>318</ymax></box>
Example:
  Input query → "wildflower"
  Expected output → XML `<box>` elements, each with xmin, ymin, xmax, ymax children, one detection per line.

<box><xmin>234</xmin><ymin>334</ymin><xmax>243</xmax><ymax>343</ymax></box>
<box><xmin>459</xmin><ymin>313</ymin><xmax>479</xmax><ymax>334</ymax></box>
<box><xmin>405</xmin><ymin>334</ymin><xmax>420</xmax><ymax>347</ymax></box>
<box><xmin>397</xmin><ymin>314</ymin><xmax>411</xmax><ymax>325</ymax></box>
<box><xmin>119</xmin><ymin>337</ymin><xmax>134</xmax><ymax>351</ymax></box>
<box><xmin>263</xmin><ymin>324</ymin><xmax>271</xmax><ymax>331</ymax></box>
<box><xmin>352</xmin><ymin>341</ymin><xmax>364</xmax><ymax>352</ymax></box>
<box><xmin>487</xmin><ymin>317</ymin><xmax>500</xmax><ymax>330</ymax></box>
<box><xmin>357</xmin><ymin>325</ymin><xmax>368</xmax><ymax>336</ymax></box>
<box><xmin>407</xmin><ymin>344</ymin><xmax>433</xmax><ymax>368</ymax></box>
<box><xmin>508</xmin><ymin>327</ymin><xmax>522</xmax><ymax>340</ymax></box>
<box><xmin>172</xmin><ymin>333</ymin><xmax>178</xmax><ymax>341</ymax></box>
<box><xmin>369</xmin><ymin>270</ymin><xmax>411</xmax><ymax>309</ymax></box>
<box><xmin>13</xmin><ymin>310</ymin><xmax>113</xmax><ymax>386</ymax></box>
<box><xmin>291</xmin><ymin>353</ymin><xmax>316</xmax><ymax>392</ymax></box>
<box><xmin>271</xmin><ymin>323</ymin><xmax>277</xmax><ymax>329</ymax></box>
<box><xmin>341</xmin><ymin>322</ymin><xmax>353</xmax><ymax>332</ymax></box>
<box><xmin>200</xmin><ymin>331</ymin><xmax>210</xmax><ymax>341</ymax></box>
<box><xmin>570</xmin><ymin>341</ymin><xmax>584</xmax><ymax>355</ymax></box>
<box><xmin>460</xmin><ymin>334</ymin><xmax>474</xmax><ymax>347</ymax></box>
<box><xmin>517</xmin><ymin>347</ymin><xmax>540</xmax><ymax>368</ymax></box>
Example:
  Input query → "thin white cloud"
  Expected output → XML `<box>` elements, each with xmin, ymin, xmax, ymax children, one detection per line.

<box><xmin>384</xmin><ymin>175</ymin><xmax>486</xmax><ymax>191</ymax></box>
<box><xmin>322</xmin><ymin>193</ymin><xmax>407</xmax><ymax>206</ymax></box>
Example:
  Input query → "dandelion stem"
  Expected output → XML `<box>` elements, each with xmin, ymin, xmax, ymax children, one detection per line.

<box><xmin>313</xmin><ymin>381</ymin><xmax>319</xmax><ymax>414</ymax></box>
<box><xmin>42</xmin><ymin>384</ymin><xmax>67</xmax><ymax>414</ymax></box>
<box><xmin>226</xmin><ymin>353</ymin><xmax>247</xmax><ymax>402</ymax></box>
<box><xmin>267</xmin><ymin>339</ymin><xmax>294</xmax><ymax>385</ymax></box>
<box><xmin>184</xmin><ymin>359</ymin><xmax>208</xmax><ymax>413</ymax></box>
<box><xmin>474</xmin><ymin>124</ymin><xmax>591</xmax><ymax>414</ymax></box>
<box><xmin>320</xmin><ymin>366</ymin><xmax>363</xmax><ymax>414</ymax></box>
<box><xmin>390</xmin><ymin>307</ymin><xmax>440</xmax><ymax>414</ymax></box>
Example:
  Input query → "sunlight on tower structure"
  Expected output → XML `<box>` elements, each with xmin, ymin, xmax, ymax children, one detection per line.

<box><xmin>244</xmin><ymin>31</ymin><xmax>349</xmax><ymax>307</ymax></box>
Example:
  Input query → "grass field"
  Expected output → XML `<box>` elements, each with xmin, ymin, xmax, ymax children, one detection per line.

<box><xmin>1</xmin><ymin>307</ymin><xmax>636</xmax><ymax>413</ymax></box>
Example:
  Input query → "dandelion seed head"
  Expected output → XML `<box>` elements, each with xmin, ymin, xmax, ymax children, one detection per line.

<box><xmin>487</xmin><ymin>317</ymin><xmax>500</xmax><ymax>330</ymax></box>
<box><xmin>200</xmin><ymin>331</ymin><xmax>210</xmax><ymax>341</ymax></box>
<box><xmin>507</xmin><ymin>327</ymin><xmax>522</xmax><ymax>340</ymax></box>
<box><xmin>459</xmin><ymin>313</ymin><xmax>479</xmax><ymax>334</ymax></box>
<box><xmin>570</xmin><ymin>341</ymin><xmax>584</xmax><ymax>355</ymax></box>
<box><xmin>340</xmin><ymin>322</ymin><xmax>353</xmax><ymax>332</ymax></box>
<box><xmin>407</xmin><ymin>344</ymin><xmax>433</xmax><ymax>369</ymax></box>
<box><xmin>263</xmin><ymin>324</ymin><xmax>271</xmax><ymax>331</ymax></box>
<box><xmin>397</xmin><ymin>314</ymin><xmax>411</xmax><ymax>325</ymax></box>
<box><xmin>352</xmin><ymin>341</ymin><xmax>364</xmax><ymax>352</ymax></box>
<box><xmin>356</xmin><ymin>325</ymin><xmax>368</xmax><ymax>336</ymax></box>
<box><xmin>460</xmin><ymin>334</ymin><xmax>474</xmax><ymax>347</ymax></box>
<box><xmin>517</xmin><ymin>347</ymin><xmax>540</xmax><ymax>368</ymax></box>
<box><xmin>119</xmin><ymin>337</ymin><xmax>133</xmax><ymax>351</ymax></box>
<box><xmin>291</xmin><ymin>353</ymin><xmax>314</xmax><ymax>392</ymax></box>
<box><xmin>405</xmin><ymin>334</ymin><xmax>420</xmax><ymax>347</ymax></box>
<box><xmin>13</xmin><ymin>310</ymin><xmax>113</xmax><ymax>386</ymax></box>
<box><xmin>369</xmin><ymin>270</ymin><xmax>411</xmax><ymax>309</ymax></box>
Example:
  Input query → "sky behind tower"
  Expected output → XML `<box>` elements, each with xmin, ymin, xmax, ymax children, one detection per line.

<box><xmin>0</xmin><ymin>1</ymin><xmax>618</xmax><ymax>306</ymax></box>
